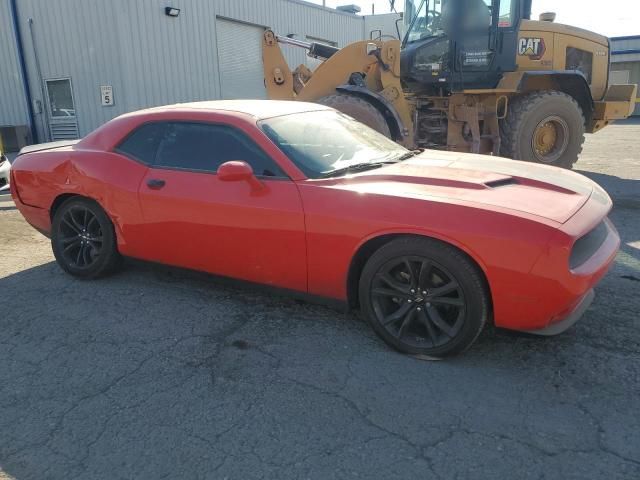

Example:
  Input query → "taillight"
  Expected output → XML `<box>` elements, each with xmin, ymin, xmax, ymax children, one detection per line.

<box><xmin>9</xmin><ymin>169</ymin><xmax>20</xmax><ymax>201</ymax></box>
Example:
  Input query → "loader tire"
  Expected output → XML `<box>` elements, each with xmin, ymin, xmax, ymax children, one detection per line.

<box><xmin>318</xmin><ymin>93</ymin><xmax>392</xmax><ymax>138</ymax></box>
<box><xmin>500</xmin><ymin>91</ymin><xmax>585</xmax><ymax>169</ymax></box>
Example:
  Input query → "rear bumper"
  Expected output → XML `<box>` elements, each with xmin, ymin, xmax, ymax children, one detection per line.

<box><xmin>11</xmin><ymin>181</ymin><xmax>52</xmax><ymax>236</ymax></box>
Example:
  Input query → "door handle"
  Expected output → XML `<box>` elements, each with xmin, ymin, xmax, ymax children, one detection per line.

<box><xmin>146</xmin><ymin>179</ymin><xmax>166</xmax><ymax>190</ymax></box>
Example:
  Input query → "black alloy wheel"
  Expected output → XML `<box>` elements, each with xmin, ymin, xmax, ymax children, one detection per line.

<box><xmin>51</xmin><ymin>197</ymin><xmax>122</xmax><ymax>279</ymax></box>
<box><xmin>360</xmin><ymin>237</ymin><xmax>488</xmax><ymax>357</ymax></box>
<box><xmin>58</xmin><ymin>205</ymin><xmax>104</xmax><ymax>269</ymax></box>
<box><xmin>371</xmin><ymin>256</ymin><xmax>466</xmax><ymax>349</ymax></box>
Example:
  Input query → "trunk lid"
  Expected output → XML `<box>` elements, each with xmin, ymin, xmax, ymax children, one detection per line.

<box><xmin>19</xmin><ymin>140</ymin><xmax>80</xmax><ymax>156</ymax></box>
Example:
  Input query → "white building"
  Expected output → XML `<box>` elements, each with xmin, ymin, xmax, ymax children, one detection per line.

<box><xmin>610</xmin><ymin>36</ymin><xmax>640</xmax><ymax>116</ymax></box>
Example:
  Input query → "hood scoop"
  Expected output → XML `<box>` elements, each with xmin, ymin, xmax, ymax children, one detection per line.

<box><xmin>484</xmin><ymin>178</ymin><xmax>519</xmax><ymax>189</ymax></box>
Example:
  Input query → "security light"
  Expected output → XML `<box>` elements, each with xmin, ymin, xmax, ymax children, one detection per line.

<box><xmin>165</xmin><ymin>7</ymin><xmax>180</xmax><ymax>17</ymax></box>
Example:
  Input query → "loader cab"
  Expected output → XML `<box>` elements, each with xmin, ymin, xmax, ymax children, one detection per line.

<box><xmin>401</xmin><ymin>0</ymin><xmax>531</xmax><ymax>94</ymax></box>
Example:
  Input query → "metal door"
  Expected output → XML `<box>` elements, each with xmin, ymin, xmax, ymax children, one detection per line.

<box><xmin>216</xmin><ymin>19</ymin><xmax>267</xmax><ymax>99</ymax></box>
<box><xmin>45</xmin><ymin>78</ymin><xmax>79</xmax><ymax>140</ymax></box>
<box><xmin>216</xmin><ymin>19</ymin><xmax>267</xmax><ymax>100</ymax></box>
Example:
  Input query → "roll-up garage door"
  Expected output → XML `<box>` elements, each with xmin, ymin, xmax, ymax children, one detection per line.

<box><xmin>216</xmin><ymin>19</ymin><xmax>267</xmax><ymax>100</ymax></box>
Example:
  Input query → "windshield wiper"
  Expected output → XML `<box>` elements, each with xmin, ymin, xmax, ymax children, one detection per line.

<box><xmin>396</xmin><ymin>150</ymin><xmax>422</xmax><ymax>162</ymax></box>
<box><xmin>319</xmin><ymin>161</ymin><xmax>398</xmax><ymax>179</ymax></box>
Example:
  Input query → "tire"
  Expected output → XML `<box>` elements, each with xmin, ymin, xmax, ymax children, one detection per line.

<box><xmin>317</xmin><ymin>93</ymin><xmax>392</xmax><ymax>138</ymax></box>
<box><xmin>500</xmin><ymin>91</ymin><xmax>585</xmax><ymax>169</ymax></box>
<box><xmin>359</xmin><ymin>237</ymin><xmax>489</xmax><ymax>358</ymax></box>
<box><xmin>51</xmin><ymin>197</ymin><xmax>122</xmax><ymax>279</ymax></box>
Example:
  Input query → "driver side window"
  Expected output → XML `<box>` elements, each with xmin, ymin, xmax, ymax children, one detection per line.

<box><xmin>116</xmin><ymin>122</ymin><xmax>287</xmax><ymax>178</ymax></box>
<box><xmin>154</xmin><ymin>122</ymin><xmax>286</xmax><ymax>178</ymax></box>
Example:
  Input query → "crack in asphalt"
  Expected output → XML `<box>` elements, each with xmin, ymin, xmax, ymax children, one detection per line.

<box><xmin>2</xmin><ymin>132</ymin><xmax>640</xmax><ymax>479</ymax></box>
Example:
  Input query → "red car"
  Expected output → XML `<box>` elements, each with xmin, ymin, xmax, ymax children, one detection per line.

<box><xmin>10</xmin><ymin>101</ymin><xmax>619</xmax><ymax>357</ymax></box>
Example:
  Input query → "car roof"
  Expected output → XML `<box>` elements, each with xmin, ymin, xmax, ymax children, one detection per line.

<box><xmin>77</xmin><ymin>100</ymin><xmax>335</xmax><ymax>152</ymax></box>
<box><xmin>128</xmin><ymin>100</ymin><xmax>332</xmax><ymax>120</ymax></box>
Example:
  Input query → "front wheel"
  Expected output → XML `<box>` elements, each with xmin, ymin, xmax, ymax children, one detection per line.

<box><xmin>51</xmin><ymin>197</ymin><xmax>122</xmax><ymax>279</ymax></box>
<box><xmin>317</xmin><ymin>93</ymin><xmax>392</xmax><ymax>138</ymax></box>
<box><xmin>359</xmin><ymin>237</ymin><xmax>489</xmax><ymax>358</ymax></box>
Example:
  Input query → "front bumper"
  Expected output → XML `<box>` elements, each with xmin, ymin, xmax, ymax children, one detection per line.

<box><xmin>0</xmin><ymin>157</ymin><xmax>10</xmax><ymax>192</ymax></box>
<box><xmin>520</xmin><ymin>289</ymin><xmax>595</xmax><ymax>336</ymax></box>
<box><xmin>492</xmin><ymin>188</ymin><xmax>619</xmax><ymax>333</ymax></box>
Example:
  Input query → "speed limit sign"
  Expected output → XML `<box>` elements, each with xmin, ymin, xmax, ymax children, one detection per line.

<box><xmin>100</xmin><ymin>85</ymin><xmax>114</xmax><ymax>106</ymax></box>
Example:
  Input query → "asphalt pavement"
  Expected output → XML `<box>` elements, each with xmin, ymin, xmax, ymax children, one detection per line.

<box><xmin>0</xmin><ymin>124</ymin><xmax>638</xmax><ymax>479</ymax></box>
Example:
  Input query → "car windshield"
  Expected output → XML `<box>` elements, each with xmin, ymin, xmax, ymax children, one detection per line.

<box><xmin>259</xmin><ymin>110</ymin><xmax>408</xmax><ymax>179</ymax></box>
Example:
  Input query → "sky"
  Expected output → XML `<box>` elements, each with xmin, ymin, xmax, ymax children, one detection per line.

<box><xmin>308</xmin><ymin>0</ymin><xmax>640</xmax><ymax>37</ymax></box>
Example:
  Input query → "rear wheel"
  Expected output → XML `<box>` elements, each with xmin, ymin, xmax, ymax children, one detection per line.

<box><xmin>51</xmin><ymin>197</ymin><xmax>122</xmax><ymax>279</ymax></box>
<box><xmin>359</xmin><ymin>237</ymin><xmax>489</xmax><ymax>358</ymax></box>
<box><xmin>500</xmin><ymin>91</ymin><xmax>585</xmax><ymax>169</ymax></box>
<box><xmin>317</xmin><ymin>93</ymin><xmax>392</xmax><ymax>138</ymax></box>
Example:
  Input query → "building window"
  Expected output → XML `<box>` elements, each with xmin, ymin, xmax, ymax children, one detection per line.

<box><xmin>306</xmin><ymin>35</ymin><xmax>337</xmax><ymax>47</ymax></box>
<box><xmin>46</xmin><ymin>79</ymin><xmax>76</xmax><ymax>117</ymax></box>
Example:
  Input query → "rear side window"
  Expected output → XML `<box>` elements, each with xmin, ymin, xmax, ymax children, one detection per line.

<box><xmin>115</xmin><ymin>123</ymin><xmax>165</xmax><ymax>164</ymax></box>
<box><xmin>154</xmin><ymin>122</ymin><xmax>286</xmax><ymax>177</ymax></box>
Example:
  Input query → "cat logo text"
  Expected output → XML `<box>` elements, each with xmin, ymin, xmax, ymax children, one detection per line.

<box><xmin>518</xmin><ymin>38</ymin><xmax>546</xmax><ymax>60</ymax></box>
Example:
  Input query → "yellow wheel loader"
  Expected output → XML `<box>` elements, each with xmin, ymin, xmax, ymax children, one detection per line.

<box><xmin>263</xmin><ymin>0</ymin><xmax>637</xmax><ymax>168</ymax></box>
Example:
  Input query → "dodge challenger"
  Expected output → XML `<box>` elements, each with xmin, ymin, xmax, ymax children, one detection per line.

<box><xmin>10</xmin><ymin>101</ymin><xmax>620</xmax><ymax>357</ymax></box>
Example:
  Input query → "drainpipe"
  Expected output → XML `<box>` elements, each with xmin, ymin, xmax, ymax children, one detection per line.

<box><xmin>9</xmin><ymin>0</ymin><xmax>38</xmax><ymax>144</ymax></box>
<box><xmin>28</xmin><ymin>18</ymin><xmax>51</xmax><ymax>142</ymax></box>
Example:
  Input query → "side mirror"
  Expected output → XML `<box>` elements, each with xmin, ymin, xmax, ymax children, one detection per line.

<box><xmin>217</xmin><ymin>161</ymin><xmax>265</xmax><ymax>192</ymax></box>
<box><xmin>217</xmin><ymin>161</ymin><xmax>254</xmax><ymax>182</ymax></box>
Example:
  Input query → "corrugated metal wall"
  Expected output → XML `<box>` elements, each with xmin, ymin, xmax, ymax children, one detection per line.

<box><xmin>363</xmin><ymin>13</ymin><xmax>403</xmax><ymax>40</ymax></box>
<box><xmin>611</xmin><ymin>61</ymin><xmax>640</xmax><ymax>116</ymax></box>
<box><xmin>0</xmin><ymin>0</ymin><xmax>29</xmax><ymax>128</ymax></box>
<box><xmin>9</xmin><ymin>0</ymin><xmax>364</xmax><ymax>140</ymax></box>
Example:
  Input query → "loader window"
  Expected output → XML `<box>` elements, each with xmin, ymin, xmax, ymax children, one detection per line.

<box><xmin>406</xmin><ymin>0</ymin><xmax>495</xmax><ymax>43</ymax></box>
<box><xmin>498</xmin><ymin>0</ymin><xmax>515</xmax><ymax>27</ymax></box>
<box><xmin>259</xmin><ymin>110</ymin><xmax>407</xmax><ymax>179</ymax></box>
<box><xmin>406</xmin><ymin>0</ymin><xmax>446</xmax><ymax>43</ymax></box>
<box><xmin>566</xmin><ymin>48</ymin><xmax>594</xmax><ymax>84</ymax></box>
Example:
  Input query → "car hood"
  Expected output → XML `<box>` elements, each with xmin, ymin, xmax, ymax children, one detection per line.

<box><xmin>329</xmin><ymin>151</ymin><xmax>598</xmax><ymax>224</ymax></box>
